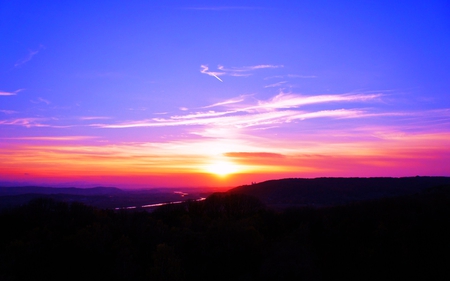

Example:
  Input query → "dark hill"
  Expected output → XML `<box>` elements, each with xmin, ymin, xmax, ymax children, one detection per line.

<box><xmin>229</xmin><ymin>177</ymin><xmax>450</xmax><ymax>209</ymax></box>
<box><xmin>0</xmin><ymin>186</ymin><xmax>212</xmax><ymax>210</ymax></box>
<box><xmin>0</xmin><ymin>186</ymin><xmax>124</xmax><ymax>196</ymax></box>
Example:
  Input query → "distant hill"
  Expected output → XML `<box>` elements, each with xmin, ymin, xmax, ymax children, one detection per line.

<box><xmin>0</xmin><ymin>186</ymin><xmax>212</xmax><ymax>210</ymax></box>
<box><xmin>229</xmin><ymin>177</ymin><xmax>450</xmax><ymax>209</ymax></box>
<box><xmin>0</xmin><ymin>186</ymin><xmax>125</xmax><ymax>196</ymax></box>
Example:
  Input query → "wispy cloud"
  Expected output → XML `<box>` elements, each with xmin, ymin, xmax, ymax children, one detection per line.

<box><xmin>0</xmin><ymin>110</ymin><xmax>18</xmax><ymax>114</ymax></box>
<box><xmin>93</xmin><ymin>92</ymin><xmax>381</xmax><ymax>130</ymax></box>
<box><xmin>246</xmin><ymin>93</ymin><xmax>381</xmax><ymax>111</ymax></box>
<box><xmin>200</xmin><ymin>64</ymin><xmax>283</xmax><ymax>81</ymax></box>
<box><xmin>0</xmin><ymin>91</ymin><xmax>16</xmax><ymax>96</ymax></box>
<box><xmin>41</xmin><ymin>98</ymin><xmax>51</xmax><ymax>104</ymax></box>
<box><xmin>265</xmin><ymin>81</ymin><xmax>288</xmax><ymax>88</ymax></box>
<box><xmin>200</xmin><ymin>65</ymin><xmax>223</xmax><ymax>82</ymax></box>
<box><xmin>128</xmin><ymin>107</ymin><xmax>148</xmax><ymax>111</ymax></box>
<box><xmin>0</xmin><ymin>118</ymin><xmax>49</xmax><ymax>128</ymax></box>
<box><xmin>201</xmin><ymin>95</ymin><xmax>249</xmax><ymax>109</ymax></box>
<box><xmin>14</xmin><ymin>45</ymin><xmax>45</xmax><ymax>68</ymax></box>
<box><xmin>224</xmin><ymin>152</ymin><xmax>285</xmax><ymax>158</ymax></box>
<box><xmin>0</xmin><ymin>89</ymin><xmax>22</xmax><ymax>96</ymax></box>
<box><xmin>0</xmin><ymin>118</ymin><xmax>73</xmax><ymax>128</ymax></box>
<box><xmin>30</xmin><ymin>97</ymin><xmax>51</xmax><ymax>105</ymax></box>
<box><xmin>218</xmin><ymin>65</ymin><xmax>283</xmax><ymax>72</ymax></box>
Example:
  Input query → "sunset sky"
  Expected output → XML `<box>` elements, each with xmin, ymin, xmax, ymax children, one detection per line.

<box><xmin>1</xmin><ymin>1</ymin><xmax>449</xmax><ymax>188</ymax></box>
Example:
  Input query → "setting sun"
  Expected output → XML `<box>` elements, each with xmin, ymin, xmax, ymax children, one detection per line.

<box><xmin>205</xmin><ymin>161</ymin><xmax>240</xmax><ymax>177</ymax></box>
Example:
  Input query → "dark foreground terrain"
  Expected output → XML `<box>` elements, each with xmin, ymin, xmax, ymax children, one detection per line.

<box><xmin>1</xmin><ymin>177</ymin><xmax>450</xmax><ymax>280</ymax></box>
<box><xmin>0</xmin><ymin>186</ymin><xmax>211</xmax><ymax>211</ymax></box>
<box><xmin>3</xmin><ymin>177</ymin><xmax>449</xmax><ymax>212</ymax></box>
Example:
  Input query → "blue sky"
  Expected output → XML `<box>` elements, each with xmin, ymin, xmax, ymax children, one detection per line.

<box><xmin>1</xmin><ymin>0</ymin><xmax>449</xmax><ymax>187</ymax></box>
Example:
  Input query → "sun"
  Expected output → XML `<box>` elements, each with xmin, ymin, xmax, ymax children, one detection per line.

<box><xmin>205</xmin><ymin>161</ymin><xmax>239</xmax><ymax>177</ymax></box>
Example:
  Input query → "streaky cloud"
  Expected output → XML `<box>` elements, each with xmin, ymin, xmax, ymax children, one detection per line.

<box><xmin>224</xmin><ymin>152</ymin><xmax>285</xmax><ymax>158</ymax></box>
<box><xmin>94</xmin><ymin>111</ymin><xmax>294</xmax><ymax>129</ymax></box>
<box><xmin>212</xmin><ymin>74</ymin><xmax>223</xmax><ymax>82</ymax></box>
<box><xmin>14</xmin><ymin>45</ymin><xmax>45</xmax><ymax>68</ymax></box>
<box><xmin>0</xmin><ymin>118</ymin><xmax>73</xmax><ymax>128</ymax></box>
<box><xmin>201</xmin><ymin>64</ymin><xmax>283</xmax><ymax>81</ymax></box>
<box><xmin>170</xmin><ymin>110</ymin><xmax>237</xmax><ymax>120</ymax></box>
<box><xmin>94</xmin><ymin>109</ymin><xmax>365</xmax><ymax>129</ymax></box>
<box><xmin>265</xmin><ymin>81</ymin><xmax>288</xmax><ymax>88</ymax></box>
<box><xmin>0</xmin><ymin>89</ymin><xmax>23</xmax><ymax>96</ymax></box>
<box><xmin>291</xmin><ymin>109</ymin><xmax>365</xmax><ymax>120</ymax></box>
<box><xmin>79</xmin><ymin>116</ymin><xmax>111</xmax><ymax>120</ymax></box>
<box><xmin>94</xmin><ymin>93</ymin><xmax>381</xmax><ymax>129</ymax></box>
<box><xmin>0</xmin><ymin>91</ymin><xmax>16</xmax><ymax>96</ymax></box>
<box><xmin>218</xmin><ymin>64</ymin><xmax>283</xmax><ymax>72</ymax></box>
<box><xmin>200</xmin><ymin>65</ymin><xmax>224</xmax><ymax>82</ymax></box>
<box><xmin>246</xmin><ymin>93</ymin><xmax>382</xmax><ymax>112</ymax></box>
<box><xmin>0</xmin><ymin>110</ymin><xmax>18</xmax><ymax>114</ymax></box>
<box><xmin>202</xmin><ymin>95</ymin><xmax>249</xmax><ymax>108</ymax></box>
<box><xmin>0</xmin><ymin>118</ymin><xmax>48</xmax><ymax>128</ymax></box>
<box><xmin>32</xmin><ymin>97</ymin><xmax>51</xmax><ymax>105</ymax></box>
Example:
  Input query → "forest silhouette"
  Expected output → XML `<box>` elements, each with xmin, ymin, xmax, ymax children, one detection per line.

<box><xmin>1</xmin><ymin>178</ymin><xmax>449</xmax><ymax>280</ymax></box>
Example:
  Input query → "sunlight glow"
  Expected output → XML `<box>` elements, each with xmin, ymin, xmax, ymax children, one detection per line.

<box><xmin>205</xmin><ymin>161</ymin><xmax>240</xmax><ymax>177</ymax></box>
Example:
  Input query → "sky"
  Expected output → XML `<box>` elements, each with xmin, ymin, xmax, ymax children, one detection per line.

<box><xmin>1</xmin><ymin>0</ymin><xmax>449</xmax><ymax>188</ymax></box>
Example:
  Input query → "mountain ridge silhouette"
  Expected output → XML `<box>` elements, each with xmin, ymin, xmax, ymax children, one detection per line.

<box><xmin>229</xmin><ymin>176</ymin><xmax>450</xmax><ymax>209</ymax></box>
